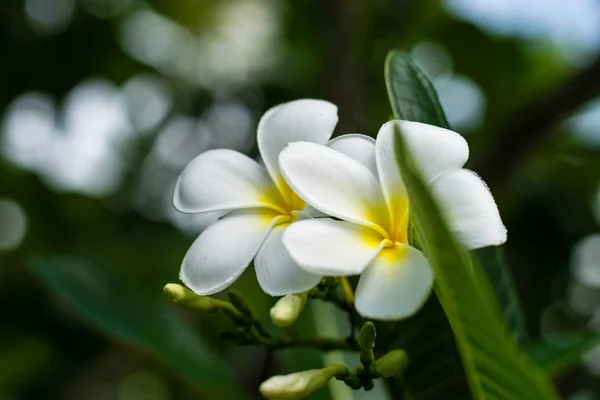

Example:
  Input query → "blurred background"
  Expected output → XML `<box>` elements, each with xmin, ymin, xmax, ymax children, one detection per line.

<box><xmin>1</xmin><ymin>0</ymin><xmax>600</xmax><ymax>399</ymax></box>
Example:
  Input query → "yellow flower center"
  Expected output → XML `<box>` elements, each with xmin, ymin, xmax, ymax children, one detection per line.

<box><xmin>369</xmin><ymin>194</ymin><xmax>410</xmax><ymax>249</ymax></box>
<box><xmin>259</xmin><ymin>176</ymin><xmax>305</xmax><ymax>225</ymax></box>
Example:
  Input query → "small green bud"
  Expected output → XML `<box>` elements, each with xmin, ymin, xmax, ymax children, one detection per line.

<box><xmin>343</xmin><ymin>374</ymin><xmax>362</xmax><ymax>390</ymax></box>
<box><xmin>359</xmin><ymin>322</ymin><xmax>376</xmax><ymax>368</ymax></box>
<box><xmin>270</xmin><ymin>293</ymin><xmax>308</xmax><ymax>328</ymax></box>
<box><xmin>373</xmin><ymin>349</ymin><xmax>408</xmax><ymax>378</ymax></box>
<box><xmin>164</xmin><ymin>284</ymin><xmax>219</xmax><ymax>311</ymax></box>
<box><xmin>164</xmin><ymin>284</ymin><xmax>246</xmax><ymax>323</ymax></box>
<box><xmin>260</xmin><ymin>364</ymin><xmax>348</xmax><ymax>400</ymax></box>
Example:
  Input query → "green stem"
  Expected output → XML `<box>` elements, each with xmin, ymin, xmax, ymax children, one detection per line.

<box><xmin>272</xmin><ymin>337</ymin><xmax>360</xmax><ymax>352</ymax></box>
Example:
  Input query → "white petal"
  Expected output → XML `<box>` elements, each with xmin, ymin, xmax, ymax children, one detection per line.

<box><xmin>279</xmin><ymin>142</ymin><xmax>389</xmax><ymax>230</ymax></box>
<box><xmin>375</xmin><ymin>125</ymin><xmax>409</xmax><ymax>227</ymax></box>
<box><xmin>173</xmin><ymin>149</ymin><xmax>286</xmax><ymax>214</ymax></box>
<box><xmin>430</xmin><ymin>169</ymin><xmax>507</xmax><ymax>249</ymax></box>
<box><xmin>180</xmin><ymin>209</ymin><xmax>285</xmax><ymax>295</ymax></box>
<box><xmin>255</xmin><ymin>224</ymin><xmax>322</xmax><ymax>296</ymax></box>
<box><xmin>258</xmin><ymin>99</ymin><xmax>338</xmax><ymax>204</ymax></box>
<box><xmin>377</xmin><ymin>120</ymin><xmax>469</xmax><ymax>184</ymax></box>
<box><xmin>355</xmin><ymin>244</ymin><xmax>433</xmax><ymax>320</ymax></box>
<box><xmin>327</xmin><ymin>134</ymin><xmax>378</xmax><ymax>178</ymax></box>
<box><xmin>282</xmin><ymin>218</ymin><xmax>385</xmax><ymax>276</ymax></box>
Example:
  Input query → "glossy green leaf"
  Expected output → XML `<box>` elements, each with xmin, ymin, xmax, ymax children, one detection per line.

<box><xmin>31</xmin><ymin>256</ymin><xmax>245</xmax><ymax>399</ymax></box>
<box><xmin>392</xmin><ymin>126</ymin><xmax>558</xmax><ymax>399</ymax></box>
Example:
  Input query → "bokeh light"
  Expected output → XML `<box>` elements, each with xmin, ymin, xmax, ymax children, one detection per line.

<box><xmin>117</xmin><ymin>371</ymin><xmax>168</xmax><ymax>400</ymax></box>
<box><xmin>25</xmin><ymin>0</ymin><xmax>74</xmax><ymax>35</ymax></box>
<box><xmin>0</xmin><ymin>199</ymin><xmax>27</xmax><ymax>252</ymax></box>
<box><xmin>122</xmin><ymin>74</ymin><xmax>173</xmax><ymax>134</ymax></box>
<box><xmin>444</xmin><ymin>0</ymin><xmax>600</xmax><ymax>57</ymax></box>
<box><xmin>411</xmin><ymin>41</ymin><xmax>486</xmax><ymax>132</ymax></box>
<box><xmin>572</xmin><ymin>234</ymin><xmax>600</xmax><ymax>287</ymax></box>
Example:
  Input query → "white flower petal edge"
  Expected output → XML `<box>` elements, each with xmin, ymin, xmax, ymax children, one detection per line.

<box><xmin>258</xmin><ymin>99</ymin><xmax>338</xmax><ymax>203</ymax></box>
<box><xmin>282</xmin><ymin>218</ymin><xmax>386</xmax><ymax>276</ymax></box>
<box><xmin>378</xmin><ymin>120</ymin><xmax>469</xmax><ymax>183</ymax></box>
<box><xmin>355</xmin><ymin>244</ymin><xmax>433</xmax><ymax>320</ymax></box>
<box><xmin>327</xmin><ymin>134</ymin><xmax>378</xmax><ymax>178</ymax></box>
<box><xmin>180</xmin><ymin>209</ymin><xmax>286</xmax><ymax>295</ymax></box>
<box><xmin>173</xmin><ymin>149</ymin><xmax>285</xmax><ymax>214</ymax></box>
<box><xmin>255</xmin><ymin>224</ymin><xmax>323</xmax><ymax>296</ymax></box>
<box><xmin>279</xmin><ymin>142</ymin><xmax>388</xmax><ymax>230</ymax></box>
<box><xmin>430</xmin><ymin>169</ymin><xmax>507</xmax><ymax>249</ymax></box>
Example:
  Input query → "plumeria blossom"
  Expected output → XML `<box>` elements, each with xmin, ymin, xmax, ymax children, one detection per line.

<box><xmin>173</xmin><ymin>99</ymin><xmax>374</xmax><ymax>296</ymax></box>
<box><xmin>278</xmin><ymin>120</ymin><xmax>507</xmax><ymax>320</ymax></box>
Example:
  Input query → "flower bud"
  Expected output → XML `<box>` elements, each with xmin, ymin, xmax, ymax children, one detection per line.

<box><xmin>164</xmin><ymin>283</ymin><xmax>235</xmax><ymax>314</ymax></box>
<box><xmin>260</xmin><ymin>364</ymin><xmax>348</xmax><ymax>400</ymax></box>
<box><xmin>270</xmin><ymin>293</ymin><xmax>307</xmax><ymax>328</ymax></box>
<box><xmin>373</xmin><ymin>349</ymin><xmax>408</xmax><ymax>378</ymax></box>
<box><xmin>359</xmin><ymin>322</ymin><xmax>377</xmax><ymax>368</ymax></box>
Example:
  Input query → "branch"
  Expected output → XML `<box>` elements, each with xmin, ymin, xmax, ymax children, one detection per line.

<box><xmin>473</xmin><ymin>52</ymin><xmax>600</xmax><ymax>188</ymax></box>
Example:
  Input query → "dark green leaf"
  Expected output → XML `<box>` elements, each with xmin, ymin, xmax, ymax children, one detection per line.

<box><xmin>393</xmin><ymin>126</ymin><xmax>558</xmax><ymax>399</ymax></box>
<box><xmin>473</xmin><ymin>246</ymin><xmax>528</xmax><ymax>345</ymax></box>
<box><xmin>527</xmin><ymin>330</ymin><xmax>600</xmax><ymax>377</ymax></box>
<box><xmin>31</xmin><ymin>256</ymin><xmax>245</xmax><ymax>399</ymax></box>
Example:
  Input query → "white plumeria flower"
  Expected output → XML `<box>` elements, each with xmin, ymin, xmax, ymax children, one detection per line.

<box><xmin>173</xmin><ymin>99</ymin><xmax>372</xmax><ymax>296</ymax></box>
<box><xmin>278</xmin><ymin>120</ymin><xmax>507</xmax><ymax>320</ymax></box>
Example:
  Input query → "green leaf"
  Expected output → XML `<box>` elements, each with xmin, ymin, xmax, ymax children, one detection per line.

<box><xmin>385</xmin><ymin>50</ymin><xmax>528</xmax><ymax>345</ymax></box>
<box><xmin>383</xmin><ymin>49</ymin><xmax>531</xmax><ymax>399</ymax></box>
<box><xmin>384</xmin><ymin>50</ymin><xmax>449</xmax><ymax>128</ymax></box>
<box><xmin>31</xmin><ymin>256</ymin><xmax>245</xmax><ymax>399</ymax></box>
<box><xmin>392</xmin><ymin>126</ymin><xmax>558</xmax><ymax>399</ymax></box>
<box><xmin>527</xmin><ymin>330</ymin><xmax>600</xmax><ymax>377</ymax></box>
<box><xmin>473</xmin><ymin>246</ymin><xmax>528</xmax><ymax>345</ymax></box>
<box><xmin>377</xmin><ymin>295</ymin><xmax>471</xmax><ymax>399</ymax></box>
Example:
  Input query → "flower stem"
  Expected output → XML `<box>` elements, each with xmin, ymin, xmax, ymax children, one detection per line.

<box><xmin>272</xmin><ymin>337</ymin><xmax>360</xmax><ymax>352</ymax></box>
<box><xmin>340</xmin><ymin>277</ymin><xmax>355</xmax><ymax>304</ymax></box>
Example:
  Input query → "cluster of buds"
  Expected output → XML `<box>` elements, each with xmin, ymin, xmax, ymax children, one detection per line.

<box><xmin>165</xmin><ymin>283</ymin><xmax>408</xmax><ymax>399</ymax></box>
<box><xmin>260</xmin><ymin>323</ymin><xmax>407</xmax><ymax>399</ymax></box>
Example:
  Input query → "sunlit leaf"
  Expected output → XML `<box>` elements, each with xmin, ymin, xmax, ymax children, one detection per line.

<box><xmin>31</xmin><ymin>255</ymin><xmax>245</xmax><ymax>399</ymax></box>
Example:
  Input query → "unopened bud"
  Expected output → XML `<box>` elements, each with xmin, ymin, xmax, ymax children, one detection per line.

<box><xmin>164</xmin><ymin>284</ymin><xmax>219</xmax><ymax>311</ymax></box>
<box><xmin>359</xmin><ymin>322</ymin><xmax>376</xmax><ymax>368</ymax></box>
<box><xmin>164</xmin><ymin>284</ymin><xmax>241</xmax><ymax>318</ymax></box>
<box><xmin>260</xmin><ymin>364</ymin><xmax>348</xmax><ymax>400</ymax></box>
<box><xmin>373</xmin><ymin>349</ymin><xmax>408</xmax><ymax>378</ymax></box>
<box><xmin>270</xmin><ymin>293</ymin><xmax>308</xmax><ymax>328</ymax></box>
